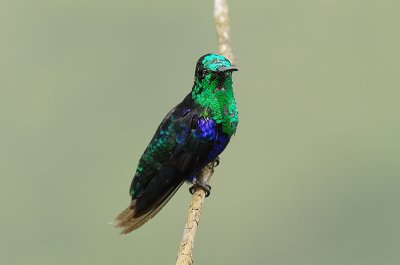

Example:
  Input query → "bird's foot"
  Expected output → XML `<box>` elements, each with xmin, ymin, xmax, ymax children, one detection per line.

<box><xmin>213</xmin><ymin>156</ymin><xmax>220</xmax><ymax>168</ymax></box>
<box><xmin>189</xmin><ymin>180</ymin><xmax>212</xmax><ymax>197</ymax></box>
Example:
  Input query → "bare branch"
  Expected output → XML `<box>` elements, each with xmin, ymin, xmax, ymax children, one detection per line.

<box><xmin>175</xmin><ymin>1</ymin><xmax>235</xmax><ymax>265</ymax></box>
<box><xmin>214</xmin><ymin>0</ymin><xmax>235</xmax><ymax>63</ymax></box>
<box><xmin>175</xmin><ymin>164</ymin><xmax>214</xmax><ymax>265</ymax></box>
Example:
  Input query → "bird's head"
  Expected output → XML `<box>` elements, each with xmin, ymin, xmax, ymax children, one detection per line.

<box><xmin>193</xmin><ymin>53</ymin><xmax>238</xmax><ymax>93</ymax></box>
<box><xmin>191</xmin><ymin>53</ymin><xmax>239</xmax><ymax>134</ymax></box>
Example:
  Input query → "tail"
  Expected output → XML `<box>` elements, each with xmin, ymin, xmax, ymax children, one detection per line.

<box><xmin>115</xmin><ymin>199</ymin><xmax>168</xmax><ymax>234</ymax></box>
<box><xmin>114</xmin><ymin>201</ymin><xmax>153</xmax><ymax>234</ymax></box>
<box><xmin>115</xmin><ymin>206</ymin><xmax>136</xmax><ymax>234</ymax></box>
<box><xmin>115</xmin><ymin>178</ymin><xmax>185</xmax><ymax>234</ymax></box>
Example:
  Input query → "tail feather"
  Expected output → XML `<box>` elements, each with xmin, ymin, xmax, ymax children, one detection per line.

<box><xmin>115</xmin><ymin>180</ymin><xmax>184</xmax><ymax>234</ymax></box>
<box><xmin>115</xmin><ymin>202</ymin><xmax>162</xmax><ymax>234</ymax></box>
<box><xmin>115</xmin><ymin>206</ymin><xmax>136</xmax><ymax>234</ymax></box>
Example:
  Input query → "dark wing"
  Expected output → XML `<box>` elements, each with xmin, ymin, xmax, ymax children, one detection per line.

<box><xmin>115</xmin><ymin>96</ymin><xmax>221</xmax><ymax>233</ymax></box>
<box><xmin>128</xmin><ymin>106</ymin><xmax>181</xmax><ymax>199</ymax></box>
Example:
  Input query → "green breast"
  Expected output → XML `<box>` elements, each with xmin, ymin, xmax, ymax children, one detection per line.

<box><xmin>192</xmin><ymin>74</ymin><xmax>238</xmax><ymax>136</ymax></box>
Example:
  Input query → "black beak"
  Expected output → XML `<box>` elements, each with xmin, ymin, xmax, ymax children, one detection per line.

<box><xmin>217</xmin><ymin>65</ymin><xmax>239</xmax><ymax>72</ymax></box>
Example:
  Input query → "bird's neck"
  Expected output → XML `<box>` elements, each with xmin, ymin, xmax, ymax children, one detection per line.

<box><xmin>191</xmin><ymin>78</ymin><xmax>238</xmax><ymax>136</ymax></box>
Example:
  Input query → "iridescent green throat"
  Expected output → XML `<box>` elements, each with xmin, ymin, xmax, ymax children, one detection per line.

<box><xmin>191</xmin><ymin>73</ymin><xmax>238</xmax><ymax>136</ymax></box>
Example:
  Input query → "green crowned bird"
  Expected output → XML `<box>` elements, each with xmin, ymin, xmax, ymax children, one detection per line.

<box><xmin>115</xmin><ymin>54</ymin><xmax>239</xmax><ymax>234</ymax></box>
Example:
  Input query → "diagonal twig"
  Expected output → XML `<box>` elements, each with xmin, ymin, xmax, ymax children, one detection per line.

<box><xmin>175</xmin><ymin>1</ymin><xmax>235</xmax><ymax>265</ymax></box>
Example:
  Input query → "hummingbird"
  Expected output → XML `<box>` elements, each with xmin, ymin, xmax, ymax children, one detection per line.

<box><xmin>115</xmin><ymin>53</ymin><xmax>239</xmax><ymax>234</ymax></box>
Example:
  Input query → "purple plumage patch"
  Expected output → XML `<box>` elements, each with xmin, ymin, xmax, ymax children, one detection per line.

<box><xmin>207</xmin><ymin>133</ymin><xmax>229</xmax><ymax>162</ymax></box>
<box><xmin>196</xmin><ymin>117</ymin><xmax>217</xmax><ymax>140</ymax></box>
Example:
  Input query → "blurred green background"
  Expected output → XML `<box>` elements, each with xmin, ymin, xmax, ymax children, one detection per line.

<box><xmin>1</xmin><ymin>0</ymin><xmax>399</xmax><ymax>264</ymax></box>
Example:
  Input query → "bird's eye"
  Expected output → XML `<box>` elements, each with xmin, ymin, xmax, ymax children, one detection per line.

<box><xmin>197</xmin><ymin>69</ymin><xmax>207</xmax><ymax>79</ymax></box>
